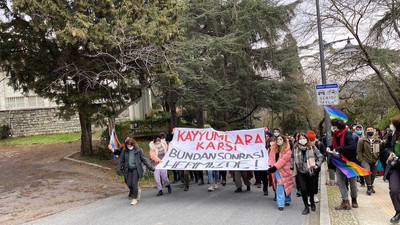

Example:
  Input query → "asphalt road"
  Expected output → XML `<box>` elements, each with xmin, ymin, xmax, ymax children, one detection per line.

<box><xmin>26</xmin><ymin>178</ymin><xmax>309</xmax><ymax>225</ymax></box>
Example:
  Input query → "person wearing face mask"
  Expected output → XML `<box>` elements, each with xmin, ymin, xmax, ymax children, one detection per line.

<box><xmin>307</xmin><ymin>130</ymin><xmax>325</xmax><ymax>203</ymax></box>
<box><xmin>290</xmin><ymin>133</ymin><xmax>324</xmax><ymax>215</ymax></box>
<box><xmin>150</xmin><ymin>137</ymin><xmax>172</xmax><ymax>196</ymax></box>
<box><xmin>268</xmin><ymin>135</ymin><xmax>294</xmax><ymax>211</ymax></box>
<box><xmin>273</xmin><ymin>128</ymin><xmax>281</xmax><ymax>138</ymax></box>
<box><xmin>356</xmin><ymin>126</ymin><xmax>381</xmax><ymax>195</ymax></box>
<box><xmin>381</xmin><ymin>115</ymin><xmax>400</xmax><ymax>224</ymax></box>
<box><xmin>328</xmin><ymin>119</ymin><xmax>357</xmax><ymax>210</ymax></box>
<box><xmin>117</xmin><ymin>137</ymin><xmax>155</xmax><ymax>205</ymax></box>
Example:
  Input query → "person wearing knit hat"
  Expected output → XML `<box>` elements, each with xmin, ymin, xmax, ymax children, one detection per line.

<box><xmin>307</xmin><ymin>130</ymin><xmax>316</xmax><ymax>142</ymax></box>
<box><xmin>305</xmin><ymin>130</ymin><xmax>326</xmax><ymax>204</ymax></box>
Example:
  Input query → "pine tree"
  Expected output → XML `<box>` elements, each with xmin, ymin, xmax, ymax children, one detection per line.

<box><xmin>176</xmin><ymin>0</ymin><xmax>301</xmax><ymax>128</ymax></box>
<box><xmin>0</xmin><ymin>0</ymin><xmax>184</xmax><ymax>155</ymax></box>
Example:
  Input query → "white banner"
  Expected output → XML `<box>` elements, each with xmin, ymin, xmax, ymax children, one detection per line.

<box><xmin>156</xmin><ymin>128</ymin><xmax>269</xmax><ymax>171</ymax></box>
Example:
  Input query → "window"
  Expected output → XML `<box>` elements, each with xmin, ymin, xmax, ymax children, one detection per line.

<box><xmin>6</xmin><ymin>96</ymin><xmax>45</xmax><ymax>109</ymax></box>
<box><xmin>28</xmin><ymin>96</ymin><xmax>45</xmax><ymax>107</ymax></box>
<box><xmin>6</xmin><ymin>97</ymin><xmax>25</xmax><ymax>109</ymax></box>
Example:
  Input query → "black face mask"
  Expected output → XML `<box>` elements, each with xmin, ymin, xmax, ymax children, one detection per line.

<box><xmin>367</xmin><ymin>131</ymin><xmax>374</xmax><ymax>137</ymax></box>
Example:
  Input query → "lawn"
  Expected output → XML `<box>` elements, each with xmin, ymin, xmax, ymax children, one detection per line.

<box><xmin>0</xmin><ymin>132</ymin><xmax>82</xmax><ymax>146</ymax></box>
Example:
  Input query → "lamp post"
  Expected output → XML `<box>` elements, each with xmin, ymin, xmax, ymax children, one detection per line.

<box><xmin>316</xmin><ymin>0</ymin><xmax>332</xmax><ymax>147</ymax></box>
<box><xmin>315</xmin><ymin>1</ymin><xmax>357</xmax><ymax>147</ymax></box>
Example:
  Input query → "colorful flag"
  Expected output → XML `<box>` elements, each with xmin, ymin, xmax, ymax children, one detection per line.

<box><xmin>329</xmin><ymin>152</ymin><xmax>371</xmax><ymax>178</ymax></box>
<box><xmin>324</xmin><ymin>106</ymin><xmax>348</xmax><ymax>122</ymax></box>
<box><xmin>109</xmin><ymin>129</ymin><xmax>119</xmax><ymax>161</ymax></box>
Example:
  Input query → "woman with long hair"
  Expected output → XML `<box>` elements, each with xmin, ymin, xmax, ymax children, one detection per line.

<box><xmin>267</xmin><ymin>135</ymin><xmax>294</xmax><ymax>211</ymax></box>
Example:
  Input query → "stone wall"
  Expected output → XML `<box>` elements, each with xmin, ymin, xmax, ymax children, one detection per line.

<box><xmin>0</xmin><ymin>108</ymin><xmax>81</xmax><ymax>137</ymax></box>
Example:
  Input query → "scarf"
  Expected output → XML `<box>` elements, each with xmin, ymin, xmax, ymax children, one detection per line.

<box><xmin>294</xmin><ymin>145</ymin><xmax>316</xmax><ymax>175</ymax></box>
<box><xmin>333</xmin><ymin>128</ymin><xmax>346</xmax><ymax>149</ymax></box>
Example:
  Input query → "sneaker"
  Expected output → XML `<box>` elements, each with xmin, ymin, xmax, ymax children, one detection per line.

<box><xmin>257</xmin><ymin>184</ymin><xmax>262</xmax><ymax>188</ymax></box>
<box><xmin>314</xmin><ymin>194</ymin><xmax>319</xmax><ymax>203</ymax></box>
<box><xmin>208</xmin><ymin>186</ymin><xmax>214</xmax><ymax>192</ymax></box>
<box><xmin>184</xmin><ymin>186</ymin><xmax>189</xmax><ymax>191</ymax></box>
<box><xmin>166</xmin><ymin>185</ymin><xmax>172</xmax><ymax>194</ymax></box>
<box><xmin>130</xmin><ymin>199</ymin><xmax>138</xmax><ymax>205</ymax></box>
<box><xmin>296</xmin><ymin>190</ymin><xmax>302</xmax><ymax>197</ymax></box>
<box><xmin>198</xmin><ymin>181</ymin><xmax>205</xmax><ymax>185</ymax></box>
<box><xmin>156</xmin><ymin>190</ymin><xmax>163</xmax><ymax>196</ymax></box>
<box><xmin>137</xmin><ymin>189</ymin><xmax>141</xmax><ymax>201</ymax></box>
<box><xmin>278</xmin><ymin>207</ymin><xmax>284</xmax><ymax>211</ymax></box>
<box><xmin>247</xmin><ymin>185</ymin><xmax>251</xmax><ymax>191</ymax></box>
<box><xmin>214</xmin><ymin>184</ymin><xmax>218</xmax><ymax>189</ymax></box>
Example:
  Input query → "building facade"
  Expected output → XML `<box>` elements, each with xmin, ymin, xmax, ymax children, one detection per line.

<box><xmin>0</xmin><ymin>73</ymin><xmax>152</xmax><ymax>137</ymax></box>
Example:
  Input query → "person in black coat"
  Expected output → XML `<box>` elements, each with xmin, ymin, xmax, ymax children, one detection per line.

<box><xmin>328</xmin><ymin>119</ymin><xmax>358</xmax><ymax>210</ymax></box>
<box><xmin>380</xmin><ymin>116</ymin><xmax>400</xmax><ymax>223</ymax></box>
<box><xmin>117</xmin><ymin>137</ymin><xmax>155</xmax><ymax>205</ymax></box>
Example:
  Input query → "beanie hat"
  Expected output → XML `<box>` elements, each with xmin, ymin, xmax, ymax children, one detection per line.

<box><xmin>306</xmin><ymin>130</ymin><xmax>316</xmax><ymax>142</ymax></box>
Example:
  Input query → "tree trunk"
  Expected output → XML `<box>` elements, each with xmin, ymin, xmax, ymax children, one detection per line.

<box><xmin>78</xmin><ymin>107</ymin><xmax>93</xmax><ymax>156</ymax></box>
<box><xmin>169</xmin><ymin>90</ymin><xmax>178</xmax><ymax>128</ymax></box>
<box><xmin>108</xmin><ymin>116</ymin><xmax>116</xmax><ymax>137</ymax></box>
<box><xmin>196</xmin><ymin>105</ymin><xmax>205</xmax><ymax>128</ymax></box>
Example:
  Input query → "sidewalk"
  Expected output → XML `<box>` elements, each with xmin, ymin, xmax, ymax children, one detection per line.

<box><xmin>320</xmin><ymin>164</ymin><xmax>395</xmax><ymax>225</ymax></box>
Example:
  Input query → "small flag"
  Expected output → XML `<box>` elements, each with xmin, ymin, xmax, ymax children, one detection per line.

<box><xmin>329</xmin><ymin>152</ymin><xmax>372</xmax><ymax>178</ymax></box>
<box><xmin>109</xmin><ymin>129</ymin><xmax>119</xmax><ymax>161</ymax></box>
<box><xmin>324</xmin><ymin>106</ymin><xmax>348</xmax><ymax>122</ymax></box>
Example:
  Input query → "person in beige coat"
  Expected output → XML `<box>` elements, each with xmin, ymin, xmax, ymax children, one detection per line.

<box><xmin>357</xmin><ymin>126</ymin><xmax>381</xmax><ymax>195</ymax></box>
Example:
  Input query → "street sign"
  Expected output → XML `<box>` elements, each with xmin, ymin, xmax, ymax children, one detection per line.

<box><xmin>316</xmin><ymin>83</ymin><xmax>339</xmax><ymax>105</ymax></box>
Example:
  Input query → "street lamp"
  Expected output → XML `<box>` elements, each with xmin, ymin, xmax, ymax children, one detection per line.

<box><xmin>315</xmin><ymin>0</ymin><xmax>357</xmax><ymax>147</ymax></box>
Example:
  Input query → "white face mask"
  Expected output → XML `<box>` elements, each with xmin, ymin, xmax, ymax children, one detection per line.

<box><xmin>155</xmin><ymin>144</ymin><xmax>162</xmax><ymax>148</ymax></box>
<box><xmin>390</xmin><ymin>124</ymin><xmax>396</xmax><ymax>132</ymax></box>
<box><xmin>277</xmin><ymin>141</ymin><xmax>283</xmax><ymax>146</ymax></box>
<box><xmin>274</xmin><ymin>132</ymin><xmax>279</xmax><ymax>137</ymax></box>
<box><xmin>299</xmin><ymin>139</ymin><xmax>307</xmax><ymax>146</ymax></box>
<box><xmin>128</xmin><ymin>146</ymin><xmax>134</xmax><ymax>150</ymax></box>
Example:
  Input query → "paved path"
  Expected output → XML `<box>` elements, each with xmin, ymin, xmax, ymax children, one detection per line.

<box><xmin>26</xmin><ymin>178</ymin><xmax>310</xmax><ymax>225</ymax></box>
<box><xmin>324</xmin><ymin>165</ymin><xmax>395</xmax><ymax>225</ymax></box>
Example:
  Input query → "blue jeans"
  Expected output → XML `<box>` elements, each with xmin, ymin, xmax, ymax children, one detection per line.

<box><xmin>275</xmin><ymin>170</ymin><xmax>291</xmax><ymax>208</ymax></box>
<box><xmin>208</xmin><ymin>170</ymin><xmax>220</xmax><ymax>184</ymax></box>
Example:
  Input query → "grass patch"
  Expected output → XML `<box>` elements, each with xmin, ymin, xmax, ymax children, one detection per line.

<box><xmin>0</xmin><ymin>132</ymin><xmax>81</xmax><ymax>146</ymax></box>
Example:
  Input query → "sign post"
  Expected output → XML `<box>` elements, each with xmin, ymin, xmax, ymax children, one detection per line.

<box><xmin>316</xmin><ymin>83</ymin><xmax>339</xmax><ymax>105</ymax></box>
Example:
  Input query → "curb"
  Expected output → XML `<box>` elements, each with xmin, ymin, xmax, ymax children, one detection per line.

<box><xmin>63</xmin><ymin>152</ymin><xmax>112</xmax><ymax>170</ymax></box>
<box><xmin>320</xmin><ymin>163</ymin><xmax>331</xmax><ymax>225</ymax></box>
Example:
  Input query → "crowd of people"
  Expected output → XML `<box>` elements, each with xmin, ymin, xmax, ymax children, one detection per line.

<box><xmin>108</xmin><ymin>115</ymin><xmax>400</xmax><ymax>223</ymax></box>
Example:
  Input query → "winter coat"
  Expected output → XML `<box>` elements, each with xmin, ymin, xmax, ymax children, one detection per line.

<box><xmin>268</xmin><ymin>144</ymin><xmax>294</xmax><ymax>196</ymax></box>
<box><xmin>333</xmin><ymin>130</ymin><xmax>357</xmax><ymax>163</ymax></box>
<box><xmin>290</xmin><ymin>145</ymin><xmax>324</xmax><ymax>176</ymax></box>
<box><xmin>357</xmin><ymin>136</ymin><xmax>381</xmax><ymax>164</ymax></box>
<box><xmin>118</xmin><ymin>146</ymin><xmax>154</xmax><ymax>179</ymax></box>
<box><xmin>381</xmin><ymin>133</ymin><xmax>400</xmax><ymax>180</ymax></box>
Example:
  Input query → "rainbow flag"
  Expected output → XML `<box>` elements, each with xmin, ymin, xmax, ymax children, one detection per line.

<box><xmin>109</xmin><ymin>129</ymin><xmax>119</xmax><ymax>161</ymax></box>
<box><xmin>324</xmin><ymin>106</ymin><xmax>348</xmax><ymax>122</ymax></box>
<box><xmin>329</xmin><ymin>152</ymin><xmax>371</xmax><ymax>178</ymax></box>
